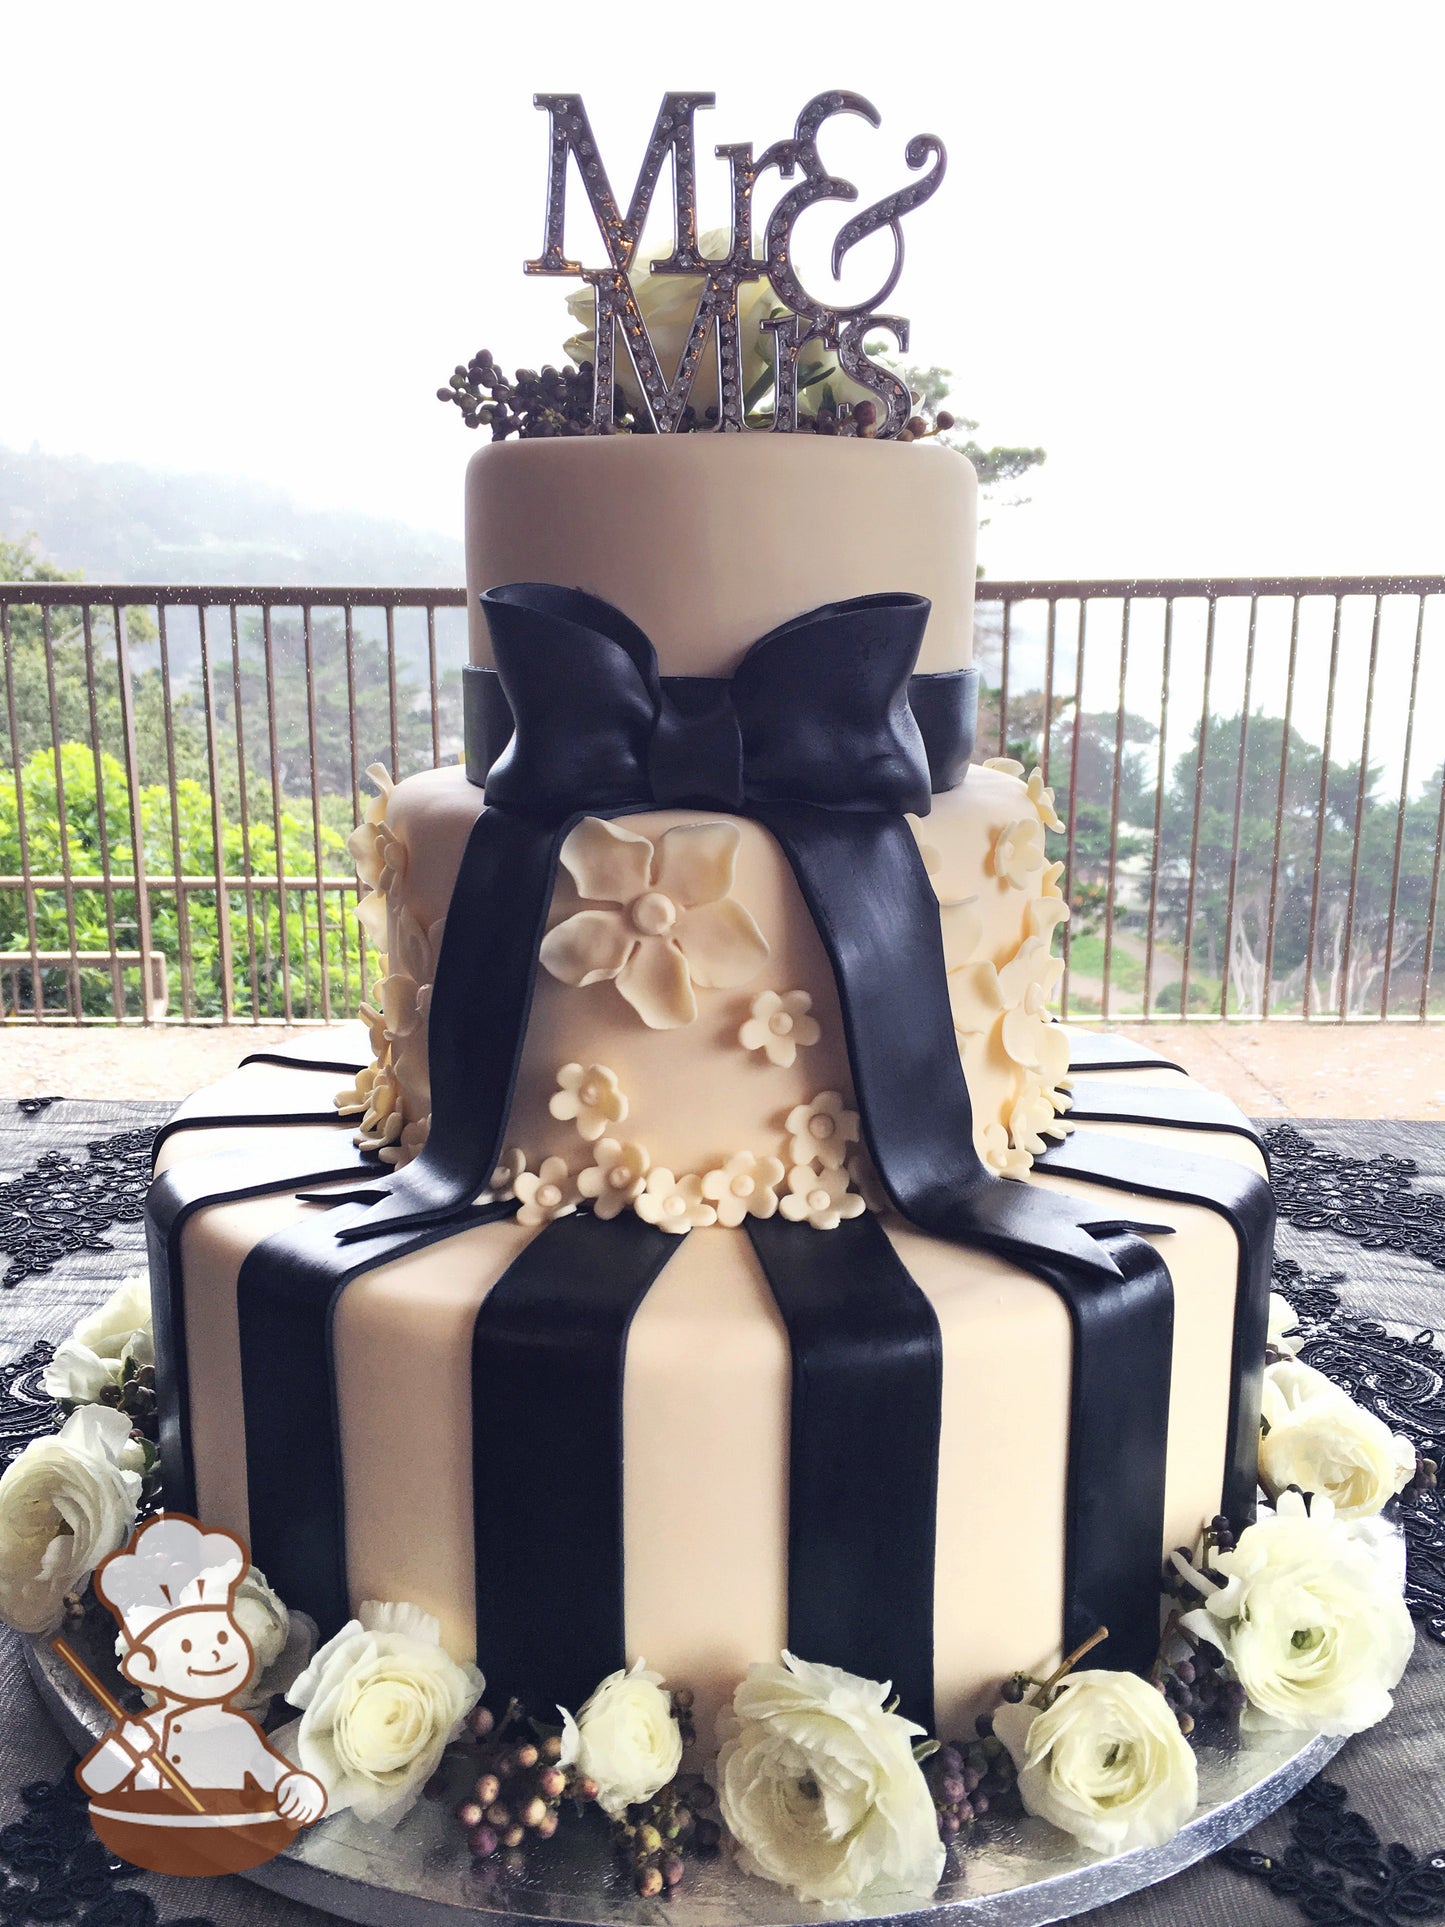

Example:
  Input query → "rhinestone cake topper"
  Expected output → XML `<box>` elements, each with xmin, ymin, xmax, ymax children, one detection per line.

<box><xmin>524</xmin><ymin>91</ymin><xmax>946</xmax><ymax>440</ymax></box>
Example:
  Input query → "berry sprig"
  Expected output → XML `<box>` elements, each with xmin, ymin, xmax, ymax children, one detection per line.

<box><xmin>453</xmin><ymin>1702</ymin><xmax>595</xmax><ymax>1865</ymax></box>
<box><xmin>438</xmin><ymin>348</ymin><xmax>707</xmax><ymax>438</ymax></box>
<box><xmin>93</xmin><ymin>1360</ymin><xmax>158</xmax><ymax>1443</ymax></box>
<box><xmin>925</xmin><ymin>1722</ymin><xmax>1020</xmax><ymax>1844</ymax></box>
<box><xmin>1154</xmin><ymin>1515</ymin><xmax>1250</xmax><ymax>1735</ymax></box>
<box><xmin>611</xmin><ymin>1772</ymin><xmax>723</xmax><ymax>1898</ymax></box>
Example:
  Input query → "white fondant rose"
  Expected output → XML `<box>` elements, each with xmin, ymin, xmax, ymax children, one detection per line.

<box><xmin>549</xmin><ymin>1062</ymin><xmax>628</xmax><ymax>1142</ymax></box>
<box><xmin>280</xmin><ymin>1600</ymin><xmax>484</xmax><ymax>1827</ymax></box>
<box><xmin>1267</xmin><ymin>1291</ymin><xmax>1304</xmax><ymax>1359</ymax></box>
<box><xmin>558</xmin><ymin>1660</ymin><xmax>682</xmax><ymax>1819</ymax></box>
<box><xmin>717</xmin><ymin>1652</ymin><xmax>945</xmax><ymax>1904</ymax></box>
<box><xmin>635</xmin><ymin>1169</ymin><xmax>717</xmax><ymax>1234</ymax></box>
<box><xmin>1181</xmin><ymin>1491</ymin><xmax>1414</xmax><ymax>1735</ymax></box>
<box><xmin>1259</xmin><ymin>1360</ymin><xmax>1414</xmax><ymax>1520</ymax></box>
<box><xmin>0</xmin><ymin>1406</ymin><xmax>141</xmax><ymax>1634</ymax></box>
<box><xmin>739</xmin><ymin>990</ymin><xmax>821</xmax><ymax>1069</ymax></box>
<box><xmin>785</xmin><ymin>1092</ymin><xmax>860</xmax><ymax>1171</ymax></box>
<box><xmin>993</xmin><ymin>817</ymin><xmax>1048</xmax><ymax>892</ymax></box>
<box><xmin>43</xmin><ymin>1272</ymin><xmax>154</xmax><ymax>1405</ymax></box>
<box><xmin>992</xmin><ymin>1670</ymin><xmax>1198</xmax><ymax>1855</ymax></box>
<box><xmin>540</xmin><ymin>817</ymin><xmax>769</xmax><ymax>1030</ymax></box>
<box><xmin>701</xmin><ymin>1151</ymin><xmax>785</xmax><ymax>1226</ymax></box>
<box><xmin>578</xmin><ymin>1139</ymin><xmax>652</xmax><ymax>1219</ymax></box>
<box><xmin>513</xmin><ymin>1156</ymin><xmax>579</xmax><ymax>1227</ymax></box>
<box><xmin>780</xmin><ymin>1164</ymin><xmax>866</xmax><ymax>1231</ymax></box>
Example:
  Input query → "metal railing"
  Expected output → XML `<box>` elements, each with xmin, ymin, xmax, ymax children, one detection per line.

<box><xmin>2</xmin><ymin>575</ymin><xmax>1443</xmax><ymax>1025</ymax></box>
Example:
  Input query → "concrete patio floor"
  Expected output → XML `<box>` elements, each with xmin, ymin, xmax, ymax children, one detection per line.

<box><xmin>4</xmin><ymin>1020</ymin><xmax>1445</xmax><ymax>1119</ymax></box>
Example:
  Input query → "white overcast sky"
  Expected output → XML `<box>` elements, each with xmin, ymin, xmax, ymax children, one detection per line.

<box><xmin>3</xmin><ymin>1</ymin><xmax>1442</xmax><ymax>581</ymax></box>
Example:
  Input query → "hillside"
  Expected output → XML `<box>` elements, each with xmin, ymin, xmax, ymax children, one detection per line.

<box><xmin>0</xmin><ymin>443</ymin><xmax>463</xmax><ymax>586</ymax></box>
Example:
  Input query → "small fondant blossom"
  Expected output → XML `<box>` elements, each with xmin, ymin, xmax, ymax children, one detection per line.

<box><xmin>980</xmin><ymin>1120</ymin><xmax>1032</xmax><ymax>1179</ymax></box>
<box><xmin>993</xmin><ymin>1670</ymin><xmax>1198</xmax><ymax>1855</ymax></box>
<box><xmin>351</xmin><ymin>1062</ymin><xmax>405</xmax><ymax>1156</ymax></box>
<box><xmin>780</xmin><ymin>1164</ymin><xmax>866</xmax><ymax>1231</ymax></box>
<box><xmin>379</xmin><ymin>1115</ymin><xmax>430</xmax><ymax>1169</ymax></box>
<box><xmin>577</xmin><ymin>1139</ymin><xmax>651</xmax><ymax>1219</ymax></box>
<box><xmin>984</xmin><ymin>758</ymin><xmax>1065</xmax><ymax>833</ymax></box>
<box><xmin>1180</xmin><ymin>1490</ymin><xmax>1414</xmax><ymax>1735</ymax></box>
<box><xmin>558</xmin><ymin>1660</ymin><xmax>683</xmax><ymax>1820</ymax></box>
<box><xmin>785</xmin><ymin>1092</ymin><xmax>860</xmax><ymax>1171</ymax></box>
<box><xmin>486</xmin><ymin>1148</ymin><xmax>527</xmax><ymax>1201</ymax></box>
<box><xmin>513</xmin><ymin>1156</ymin><xmax>579</xmax><ymax>1227</ymax></box>
<box><xmin>539</xmin><ymin>817</ymin><xmax>770</xmax><ymax>1030</ymax></box>
<box><xmin>1259</xmin><ymin>1360</ymin><xmax>1415</xmax><ymax>1520</ymax></box>
<box><xmin>634</xmin><ymin>1169</ymin><xmax>717</xmax><ymax>1234</ymax></box>
<box><xmin>1267</xmin><ymin>1291</ymin><xmax>1304</xmax><ymax>1359</ymax></box>
<box><xmin>380</xmin><ymin>972</ymin><xmax>428</xmax><ymax>1042</ymax></box>
<box><xmin>701</xmin><ymin>1152</ymin><xmax>785</xmax><ymax>1226</ymax></box>
<box><xmin>1009</xmin><ymin>1086</ymin><xmax>1074</xmax><ymax>1159</ymax></box>
<box><xmin>548</xmin><ymin>1062</ymin><xmax>628</xmax><ymax>1142</ymax></box>
<box><xmin>739</xmin><ymin>990</ymin><xmax>821</xmax><ymax>1069</ymax></box>
<box><xmin>993</xmin><ymin>817</ymin><xmax>1048</xmax><ymax>891</ymax></box>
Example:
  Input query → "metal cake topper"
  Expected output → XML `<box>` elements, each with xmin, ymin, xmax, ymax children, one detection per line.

<box><xmin>525</xmin><ymin>91</ymin><xmax>946</xmax><ymax>438</ymax></box>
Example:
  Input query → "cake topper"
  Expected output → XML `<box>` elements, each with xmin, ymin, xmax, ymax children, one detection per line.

<box><xmin>439</xmin><ymin>92</ymin><xmax>946</xmax><ymax>441</ymax></box>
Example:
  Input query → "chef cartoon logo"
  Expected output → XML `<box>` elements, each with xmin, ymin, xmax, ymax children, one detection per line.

<box><xmin>67</xmin><ymin>1514</ymin><xmax>327</xmax><ymax>1877</ymax></box>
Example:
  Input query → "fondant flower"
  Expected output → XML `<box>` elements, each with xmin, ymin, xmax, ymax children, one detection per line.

<box><xmin>347</xmin><ymin>763</ymin><xmax>396</xmax><ymax>890</ymax></box>
<box><xmin>280</xmin><ymin>1600</ymin><xmax>484</xmax><ymax>1828</ymax></box>
<box><xmin>539</xmin><ymin>817</ymin><xmax>770</xmax><ymax>1030</ymax></box>
<box><xmin>0</xmin><ymin>1406</ymin><xmax>142</xmax><ymax>1635</ymax></box>
<box><xmin>634</xmin><ymin>1169</ymin><xmax>717</xmax><ymax>1234</ymax></box>
<box><xmin>1027</xmin><ymin>893</ymin><xmax>1071</xmax><ymax>942</ymax></box>
<box><xmin>780</xmin><ymin>1164</ymin><xmax>866</xmax><ymax>1231</ymax></box>
<box><xmin>379</xmin><ymin>972</ymin><xmax>427</xmax><ymax>1041</ymax></box>
<box><xmin>548</xmin><ymin>1062</ymin><xmax>628</xmax><ymax>1142</ymax></box>
<box><xmin>993</xmin><ymin>1671</ymin><xmax>1198</xmax><ymax>1855</ymax></box>
<box><xmin>578</xmin><ymin>1139</ymin><xmax>651</xmax><ymax>1219</ymax></box>
<box><xmin>351</xmin><ymin>1062</ymin><xmax>405</xmax><ymax>1155</ymax></box>
<box><xmin>1180</xmin><ymin>1491</ymin><xmax>1414</xmax><ymax>1735</ymax></box>
<box><xmin>785</xmin><ymin>1092</ymin><xmax>860</xmax><ymax>1171</ymax></box>
<box><xmin>486</xmin><ymin>1147</ymin><xmax>527</xmax><ymax>1201</ymax></box>
<box><xmin>513</xmin><ymin>1156</ymin><xmax>580</xmax><ymax>1227</ymax></box>
<box><xmin>983</xmin><ymin>758</ymin><xmax>1065</xmax><ymax>833</ymax></box>
<box><xmin>739</xmin><ymin>990</ymin><xmax>821</xmax><ymax>1068</ymax></box>
<box><xmin>993</xmin><ymin>817</ymin><xmax>1048</xmax><ymax>891</ymax></box>
<box><xmin>980</xmin><ymin>1121</ymin><xmax>1032</xmax><ymax>1179</ymax></box>
<box><xmin>558</xmin><ymin>1660</ymin><xmax>683</xmax><ymax>1820</ymax></box>
<box><xmin>956</xmin><ymin>937</ymin><xmax>1072</xmax><ymax>1087</ymax></box>
<box><xmin>42</xmin><ymin>1273</ymin><xmax>153</xmax><ymax>1407</ymax></box>
<box><xmin>1259</xmin><ymin>1360</ymin><xmax>1415</xmax><ymax>1521</ymax></box>
<box><xmin>1267</xmin><ymin>1291</ymin><xmax>1304</xmax><ymax>1359</ymax></box>
<box><xmin>392</xmin><ymin>908</ymin><xmax>444</xmax><ymax>987</ymax></box>
<box><xmin>716</xmin><ymin>1652</ymin><xmax>945</xmax><ymax>1904</ymax></box>
<box><xmin>701</xmin><ymin>1151</ymin><xmax>786</xmax><ymax>1226</ymax></box>
<box><xmin>1009</xmin><ymin>1086</ymin><xmax>1074</xmax><ymax>1159</ymax></box>
<box><xmin>378</xmin><ymin>1115</ymin><xmax>430</xmax><ymax>1169</ymax></box>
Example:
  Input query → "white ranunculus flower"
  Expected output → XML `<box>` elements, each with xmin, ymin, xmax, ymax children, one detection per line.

<box><xmin>1181</xmin><ymin>1490</ymin><xmax>1414</xmax><ymax>1736</ymax></box>
<box><xmin>1267</xmin><ymin>1291</ymin><xmax>1304</xmax><ymax>1358</ymax></box>
<box><xmin>42</xmin><ymin>1273</ymin><xmax>154</xmax><ymax>1405</ymax></box>
<box><xmin>716</xmin><ymin>1652</ymin><xmax>945</xmax><ymax>1904</ymax></box>
<box><xmin>278</xmin><ymin>1600</ymin><xmax>484</xmax><ymax>1826</ymax></box>
<box><xmin>558</xmin><ymin>1659</ymin><xmax>682</xmax><ymax>1819</ymax></box>
<box><xmin>0</xmin><ymin>1406</ymin><xmax>141</xmax><ymax>1634</ymax></box>
<box><xmin>1260</xmin><ymin>1360</ymin><xmax>1415</xmax><ymax>1521</ymax></box>
<box><xmin>119</xmin><ymin>1563</ymin><xmax>316</xmax><ymax>1712</ymax></box>
<box><xmin>992</xmin><ymin>1671</ymin><xmax>1198</xmax><ymax>1855</ymax></box>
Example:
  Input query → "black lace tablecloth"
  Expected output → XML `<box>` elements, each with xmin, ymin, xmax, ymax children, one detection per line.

<box><xmin>1</xmin><ymin>1100</ymin><xmax>1443</xmax><ymax>1927</ymax></box>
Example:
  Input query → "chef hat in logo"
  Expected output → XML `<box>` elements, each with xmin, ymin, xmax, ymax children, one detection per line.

<box><xmin>94</xmin><ymin>1514</ymin><xmax>246</xmax><ymax>1642</ymax></box>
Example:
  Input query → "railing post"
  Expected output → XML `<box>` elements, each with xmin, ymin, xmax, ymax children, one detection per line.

<box><xmin>113</xmin><ymin>602</ymin><xmax>156</xmax><ymax>1027</ymax></box>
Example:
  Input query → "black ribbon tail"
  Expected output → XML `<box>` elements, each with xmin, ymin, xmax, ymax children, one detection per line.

<box><xmin>471</xmin><ymin>1211</ymin><xmax>680</xmax><ymax>1713</ymax></box>
<box><xmin>746</xmin><ymin>1214</ymin><xmax>941</xmax><ymax>1729</ymax></box>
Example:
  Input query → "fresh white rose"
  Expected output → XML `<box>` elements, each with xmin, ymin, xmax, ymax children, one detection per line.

<box><xmin>716</xmin><ymin>1652</ymin><xmax>945</xmax><ymax>1904</ymax></box>
<box><xmin>558</xmin><ymin>1659</ymin><xmax>682</xmax><ymax>1819</ymax></box>
<box><xmin>1259</xmin><ymin>1359</ymin><xmax>1415</xmax><ymax>1521</ymax></box>
<box><xmin>1181</xmin><ymin>1490</ymin><xmax>1414</xmax><ymax>1735</ymax></box>
<box><xmin>1266</xmin><ymin>1290</ymin><xmax>1304</xmax><ymax>1359</ymax></box>
<box><xmin>992</xmin><ymin>1670</ymin><xmax>1198</xmax><ymax>1855</ymax></box>
<box><xmin>0</xmin><ymin>1406</ymin><xmax>141</xmax><ymax>1634</ymax></box>
<box><xmin>563</xmin><ymin>227</ymin><xmax>853</xmax><ymax>421</ymax></box>
<box><xmin>42</xmin><ymin>1273</ymin><xmax>154</xmax><ymax>1405</ymax></box>
<box><xmin>278</xmin><ymin>1600</ymin><xmax>484</xmax><ymax>1826</ymax></box>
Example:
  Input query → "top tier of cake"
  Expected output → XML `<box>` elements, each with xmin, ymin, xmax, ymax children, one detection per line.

<box><xmin>464</xmin><ymin>434</ymin><xmax>978</xmax><ymax>677</ymax></box>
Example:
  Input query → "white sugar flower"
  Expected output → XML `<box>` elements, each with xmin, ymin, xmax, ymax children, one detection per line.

<box><xmin>717</xmin><ymin>1652</ymin><xmax>945</xmax><ymax>1904</ymax></box>
<box><xmin>739</xmin><ymin>989</ymin><xmax>821</xmax><ymax>1068</ymax></box>
<box><xmin>43</xmin><ymin>1273</ymin><xmax>153</xmax><ymax>1406</ymax></box>
<box><xmin>577</xmin><ymin>1139</ymin><xmax>651</xmax><ymax>1220</ymax></box>
<box><xmin>0</xmin><ymin>1406</ymin><xmax>142</xmax><ymax>1635</ymax></box>
<box><xmin>1267</xmin><ymin>1292</ymin><xmax>1305</xmax><ymax>1359</ymax></box>
<box><xmin>1008</xmin><ymin>1086</ymin><xmax>1073</xmax><ymax>1159</ymax></box>
<box><xmin>280</xmin><ymin>1600</ymin><xmax>483</xmax><ymax>1828</ymax></box>
<box><xmin>379</xmin><ymin>972</ymin><xmax>426</xmax><ymax>1041</ymax></box>
<box><xmin>540</xmin><ymin>817</ymin><xmax>769</xmax><ymax>1030</ymax></box>
<box><xmin>513</xmin><ymin>1156</ymin><xmax>579</xmax><ymax>1227</ymax></box>
<box><xmin>785</xmin><ymin>1092</ymin><xmax>860</xmax><ymax>1171</ymax></box>
<box><xmin>558</xmin><ymin>1660</ymin><xmax>683</xmax><ymax>1820</ymax></box>
<box><xmin>993</xmin><ymin>1670</ymin><xmax>1198</xmax><ymax>1855</ymax></box>
<box><xmin>485</xmin><ymin>1148</ymin><xmax>527</xmax><ymax>1201</ymax></box>
<box><xmin>1259</xmin><ymin>1360</ymin><xmax>1415</xmax><ymax>1521</ymax></box>
<box><xmin>701</xmin><ymin>1151</ymin><xmax>785</xmax><ymax>1226</ymax></box>
<box><xmin>780</xmin><ymin>1164</ymin><xmax>866</xmax><ymax>1231</ymax></box>
<box><xmin>634</xmin><ymin>1169</ymin><xmax>717</xmax><ymax>1234</ymax></box>
<box><xmin>378</xmin><ymin>1114</ymin><xmax>430</xmax><ymax>1169</ymax></box>
<box><xmin>980</xmin><ymin>1120</ymin><xmax>1032</xmax><ymax>1178</ymax></box>
<box><xmin>548</xmin><ymin>1062</ymin><xmax>628</xmax><ymax>1142</ymax></box>
<box><xmin>1180</xmin><ymin>1490</ymin><xmax>1414</xmax><ymax>1735</ymax></box>
<box><xmin>993</xmin><ymin>817</ymin><xmax>1048</xmax><ymax>891</ymax></box>
<box><xmin>346</xmin><ymin>764</ymin><xmax>396</xmax><ymax>890</ymax></box>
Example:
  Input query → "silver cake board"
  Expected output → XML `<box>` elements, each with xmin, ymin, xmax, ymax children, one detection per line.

<box><xmin>24</xmin><ymin>1624</ymin><xmax>1342</xmax><ymax>1927</ymax></box>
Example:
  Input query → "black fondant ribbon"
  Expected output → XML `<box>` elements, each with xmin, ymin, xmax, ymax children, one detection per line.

<box><xmin>747</xmin><ymin>1214</ymin><xmax>941</xmax><ymax>1727</ymax></box>
<box><xmin>471</xmin><ymin>1211</ymin><xmax>680</xmax><ymax>1714</ymax></box>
